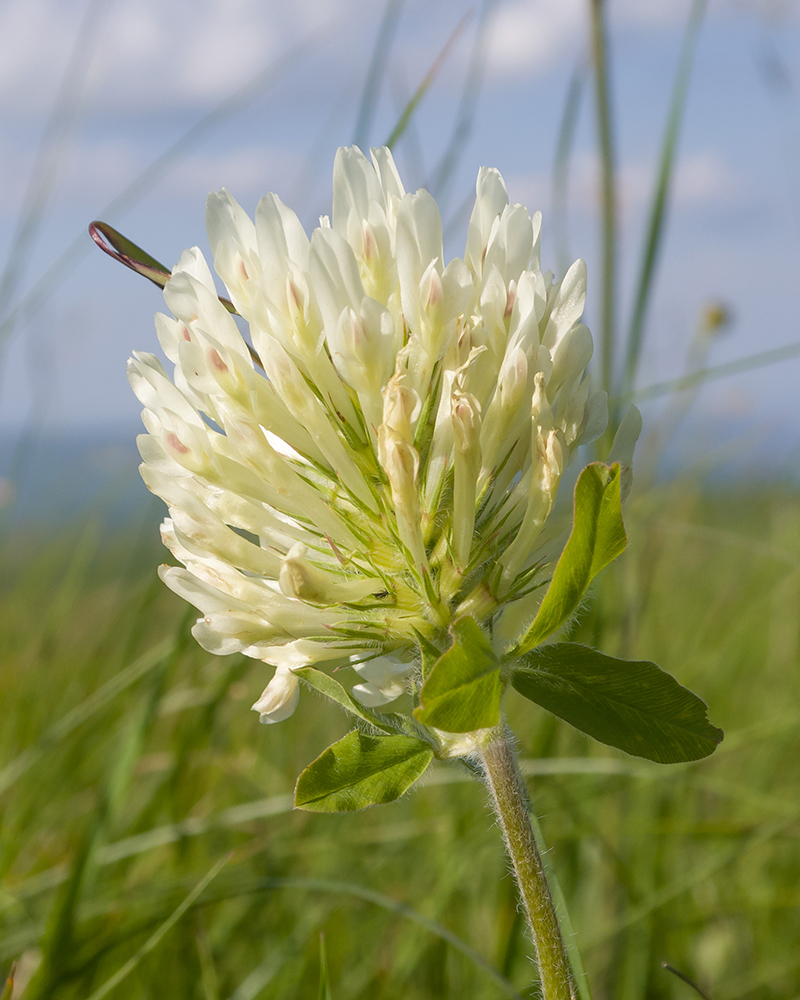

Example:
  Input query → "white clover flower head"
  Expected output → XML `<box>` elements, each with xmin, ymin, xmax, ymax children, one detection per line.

<box><xmin>128</xmin><ymin>146</ymin><xmax>610</xmax><ymax>725</ymax></box>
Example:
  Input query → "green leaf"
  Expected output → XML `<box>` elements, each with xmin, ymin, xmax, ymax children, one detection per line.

<box><xmin>512</xmin><ymin>643</ymin><xmax>724</xmax><ymax>764</ymax></box>
<box><xmin>414</xmin><ymin>617</ymin><xmax>503</xmax><ymax>733</ymax></box>
<box><xmin>295</xmin><ymin>665</ymin><xmax>429</xmax><ymax>743</ymax></box>
<box><xmin>512</xmin><ymin>463</ymin><xmax>626</xmax><ymax>656</ymax></box>
<box><xmin>2</xmin><ymin>964</ymin><xmax>15</xmax><ymax>1000</ymax></box>
<box><xmin>413</xmin><ymin>629</ymin><xmax>443</xmax><ymax>680</ymax></box>
<box><xmin>295</xmin><ymin>730</ymin><xmax>433</xmax><ymax>812</ymax></box>
<box><xmin>295</xmin><ymin>666</ymin><xmax>390</xmax><ymax>728</ymax></box>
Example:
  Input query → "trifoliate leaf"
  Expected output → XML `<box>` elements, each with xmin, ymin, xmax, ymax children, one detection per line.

<box><xmin>512</xmin><ymin>643</ymin><xmax>724</xmax><ymax>763</ymax></box>
<box><xmin>512</xmin><ymin>463</ymin><xmax>626</xmax><ymax>656</ymax></box>
<box><xmin>294</xmin><ymin>730</ymin><xmax>433</xmax><ymax>812</ymax></box>
<box><xmin>414</xmin><ymin>617</ymin><xmax>503</xmax><ymax>733</ymax></box>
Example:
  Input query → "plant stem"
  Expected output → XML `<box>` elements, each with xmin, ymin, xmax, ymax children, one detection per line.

<box><xmin>588</xmin><ymin>0</ymin><xmax>617</xmax><ymax>412</ymax></box>
<box><xmin>480</xmin><ymin>731</ymin><xmax>575</xmax><ymax>1000</ymax></box>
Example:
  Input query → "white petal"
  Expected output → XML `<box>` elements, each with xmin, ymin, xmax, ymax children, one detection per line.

<box><xmin>351</xmin><ymin>654</ymin><xmax>412</xmax><ymax>686</ymax></box>
<box><xmin>191</xmin><ymin>618</ymin><xmax>252</xmax><ymax>656</ymax></box>
<box><xmin>309</xmin><ymin>226</ymin><xmax>365</xmax><ymax>332</ymax></box>
<box><xmin>549</xmin><ymin>323</ymin><xmax>594</xmax><ymax>393</ymax></box>
<box><xmin>465</xmin><ymin>167</ymin><xmax>509</xmax><ymax>276</ymax></box>
<box><xmin>370</xmin><ymin>146</ymin><xmax>405</xmax><ymax>202</ymax></box>
<box><xmin>255</xmin><ymin>192</ymin><xmax>309</xmax><ymax>269</ymax></box>
<box><xmin>332</xmin><ymin>146</ymin><xmax>382</xmax><ymax>236</ymax></box>
<box><xmin>484</xmin><ymin>203</ymin><xmax>534</xmax><ymax>286</ymax></box>
<box><xmin>351</xmin><ymin>655</ymin><xmax>411</xmax><ymax>706</ymax></box>
<box><xmin>172</xmin><ymin>246</ymin><xmax>217</xmax><ymax>291</ymax></box>
<box><xmin>542</xmin><ymin>259</ymin><xmax>587</xmax><ymax>350</ymax></box>
<box><xmin>257</xmin><ymin>639</ymin><xmax>348</xmax><ymax>668</ymax></box>
<box><xmin>252</xmin><ymin>666</ymin><xmax>300</xmax><ymax>724</ymax></box>
<box><xmin>206</xmin><ymin>189</ymin><xmax>257</xmax><ymax>258</ymax></box>
<box><xmin>396</xmin><ymin>189</ymin><xmax>443</xmax><ymax>335</ymax></box>
<box><xmin>352</xmin><ymin>681</ymin><xmax>402</xmax><ymax>707</ymax></box>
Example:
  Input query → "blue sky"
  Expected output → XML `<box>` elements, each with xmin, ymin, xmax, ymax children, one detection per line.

<box><xmin>1</xmin><ymin>0</ymin><xmax>799</xmax><ymax>477</ymax></box>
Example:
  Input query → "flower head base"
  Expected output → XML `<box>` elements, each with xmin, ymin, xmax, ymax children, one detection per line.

<box><xmin>128</xmin><ymin>146</ymin><xmax>612</xmax><ymax>725</ymax></box>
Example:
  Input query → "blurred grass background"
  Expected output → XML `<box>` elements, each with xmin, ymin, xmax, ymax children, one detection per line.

<box><xmin>2</xmin><ymin>481</ymin><xmax>800</xmax><ymax>999</ymax></box>
<box><xmin>3</xmin><ymin>0</ymin><xmax>800</xmax><ymax>996</ymax></box>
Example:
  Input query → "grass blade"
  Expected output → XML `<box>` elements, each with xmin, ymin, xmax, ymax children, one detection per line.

<box><xmin>318</xmin><ymin>932</ymin><xmax>333</xmax><ymax>1000</ymax></box>
<box><xmin>426</xmin><ymin>0</ymin><xmax>493</xmax><ymax>209</ymax></box>
<box><xmin>621</xmin><ymin>0</ymin><xmax>708</xmax><ymax>400</ymax></box>
<box><xmin>353</xmin><ymin>0</ymin><xmax>406</xmax><ymax>149</ymax></box>
<box><xmin>98</xmin><ymin>794</ymin><xmax>295</xmax><ymax>864</ymax></box>
<box><xmin>0</xmin><ymin>27</ymin><xmax>326</xmax><ymax>352</ymax></box>
<box><xmin>0</xmin><ymin>638</ymin><xmax>173</xmax><ymax>796</ymax></box>
<box><xmin>247</xmin><ymin>877</ymin><xmax>524</xmax><ymax>1000</ymax></box>
<box><xmin>620</xmin><ymin>338</ymin><xmax>800</xmax><ymax>404</ymax></box>
<box><xmin>0</xmin><ymin>0</ymin><xmax>110</xmax><ymax>341</ymax></box>
<box><xmin>583</xmin><ymin>812</ymin><xmax>795</xmax><ymax>949</ymax></box>
<box><xmin>662</xmin><ymin>962</ymin><xmax>712</xmax><ymax>1000</ymax></box>
<box><xmin>527</xmin><ymin>812</ymin><xmax>593</xmax><ymax>1000</ymax></box>
<box><xmin>1</xmin><ymin>963</ymin><xmax>15</xmax><ymax>1000</ymax></box>
<box><xmin>23</xmin><ymin>633</ymin><xmax>180</xmax><ymax>1000</ymax></box>
<box><xmin>384</xmin><ymin>11</ymin><xmax>473</xmax><ymax>150</ymax></box>
<box><xmin>226</xmin><ymin>911</ymin><xmax>324</xmax><ymax>1000</ymax></box>
<box><xmin>589</xmin><ymin>0</ymin><xmax>618</xmax><ymax>406</ymax></box>
<box><xmin>552</xmin><ymin>61</ymin><xmax>586</xmax><ymax>279</ymax></box>
<box><xmin>85</xmin><ymin>853</ymin><xmax>231</xmax><ymax>1000</ymax></box>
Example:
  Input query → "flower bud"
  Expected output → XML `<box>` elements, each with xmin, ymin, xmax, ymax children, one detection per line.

<box><xmin>252</xmin><ymin>666</ymin><xmax>300</xmax><ymax>724</ymax></box>
<box><xmin>499</xmin><ymin>405</ymin><xmax>565</xmax><ymax>585</ymax></box>
<box><xmin>377</xmin><ymin>425</ymin><xmax>427</xmax><ymax>573</ymax></box>
<box><xmin>382</xmin><ymin>374</ymin><xmax>421</xmax><ymax>442</ymax></box>
<box><xmin>279</xmin><ymin>543</ymin><xmax>380</xmax><ymax>605</ymax></box>
<box><xmin>479</xmin><ymin>346</ymin><xmax>528</xmax><ymax>481</ymax></box>
<box><xmin>451</xmin><ymin>390</ymin><xmax>482</xmax><ymax>570</ymax></box>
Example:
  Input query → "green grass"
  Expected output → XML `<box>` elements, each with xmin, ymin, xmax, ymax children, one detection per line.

<box><xmin>1</xmin><ymin>0</ymin><xmax>798</xmax><ymax>993</ymax></box>
<box><xmin>2</xmin><ymin>477</ymin><xmax>800</xmax><ymax>1000</ymax></box>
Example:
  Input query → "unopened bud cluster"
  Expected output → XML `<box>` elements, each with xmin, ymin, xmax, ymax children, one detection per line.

<box><xmin>128</xmin><ymin>146</ymin><xmax>609</xmax><ymax>723</ymax></box>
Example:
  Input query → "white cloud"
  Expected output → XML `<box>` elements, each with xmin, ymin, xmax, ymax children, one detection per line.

<box><xmin>0</xmin><ymin>0</ymin><xmax>83</xmax><ymax>111</ymax></box>
<box><xmin>483</xmin><ymin>0</ymin><xmax>704</xmax><ymax>82</ymax></box>
<box><xmin>0</xmin><ymin>0</ymin><xmax>363</xmax><ymax>115</ymax></box>
<box><xmin>0</xmin><ymin>132</ymin><xmax>307</xmax><ymax>218</ymax></box>
<box><xmin>504</xmin><ymin>170</ymin><xmax>550</xmax><ymax>213</ymax></box>
<box><xmin>482</xmin><ymin>0</ymin><xmax>756</xmax><ymax>83</ymax></box>
<box><xmin>670</xmin><ymin>151</ymin><xmax>745</xmax><ymax>206</ymax></box>
<box><xmin>157</xmin><ymin>146</ymin><xmax>304</xmax><ymax>204</ymax></box>
<box><xmin>504</xmin><ymin>149</ymin><xmax>744</xmax><ymax>223</ymax></box>
<box><xmin>577</xmin><ymin>149</ymin><xmax>743</xmax><ymax>214</ymax></box>
<box><xmin>612</xmin><ymin>0</ymin><xmax>696</xmax><ymax>28</ymax></box>
<box><xmin>485</xmin><ymin>0</ymin><xmax>584</xmax><ymax>80</ymax></box>
<box><xmin>59</xmin><ymin>138</ymin><xmax>145</xmax><ymax>205</ymax></box>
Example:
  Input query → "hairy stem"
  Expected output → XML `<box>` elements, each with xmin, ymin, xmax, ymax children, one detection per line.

<box><xmin>480</xmin><ymin>731</ymin><xmax>575</xmax><ymax>1000</ymax></box>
